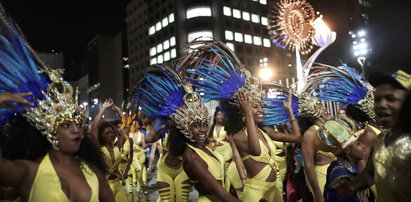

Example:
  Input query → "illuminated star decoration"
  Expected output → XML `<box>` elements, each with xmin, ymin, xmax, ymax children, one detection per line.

<box><xmin>267</xmin><ymin>0</ymin><xmax>316</xmax><ymax>55</ymax></box>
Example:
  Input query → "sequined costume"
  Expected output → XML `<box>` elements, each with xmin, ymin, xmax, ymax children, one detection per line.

<box><xmin>241</xmin><ymin>128</ymin><xmax>279</xmax><ymax>202</ymax></box>
<box><xmin>29</xmin><ymin>154</ymin><xmax>99</xmax><ymax>202</ymax></box>
<box><xmin>324</xmin><ymin>158</ymin><xmax>364</xmax><ymax>202</ymax></box>
<box><xmin>187</xmin><ymin>144</ymin><xmax>225</xmax><ymax>202</ymax></box>
<box><xmin>373</xmin><ymin>133</ymin><xmax>411</xmax><ymax>202</ymax></box>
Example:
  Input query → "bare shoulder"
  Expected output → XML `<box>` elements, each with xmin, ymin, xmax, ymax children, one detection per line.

<box><xmin>233</xmin><ymin>130</ymin><xmax>246</xmax><ymax>143</ymax></box>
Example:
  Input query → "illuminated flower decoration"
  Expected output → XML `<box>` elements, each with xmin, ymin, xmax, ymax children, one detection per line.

<box><xmin>267</xmin><ymin>0</ymin><xmax>316</xmax><ymax>55</ymax></box>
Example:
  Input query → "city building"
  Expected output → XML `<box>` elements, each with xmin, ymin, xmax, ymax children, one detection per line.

<box><xmin>126</xmin><ymin>0</ymin><xmax>297</xmax><ymax>87</ymax></box>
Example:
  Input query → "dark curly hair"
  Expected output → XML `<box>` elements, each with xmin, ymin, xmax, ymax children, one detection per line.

<box><xmin>97</xmin><ymin>120</ymin><xmax>116</xmax><ymax>146</ymax></box>
<box><xmin>1</xmin><ymin>115</ymin><xmax>107</xmax><ymax>174</ymax></box>
<box><xmin>220</xmin><ymin>99</ymin><xmax>245</xmax><ymax>135</ymax></box>
<box><xmin>167</xmin><ymin>124</ymin><xmax>189</xmax><ymax>157</ymax></box>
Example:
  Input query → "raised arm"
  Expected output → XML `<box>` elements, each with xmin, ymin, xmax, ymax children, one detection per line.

<box><xmin>264</xmin><ymin>89</ymin><xmax>301</xmax><ymax>143</ymax></box>
<box><xmin>91</xmin><ymin>99</ymin><xmax>113</xmax><ymax>140</ymax></box>
<box><xmin>112</xmin><ymin>103</ymin><xmax>124</xmax><ymax>120</ymax></box>
<box><xmin>301</xmin><ymin>126</ymin><xmax>323</xmax><ymax>202</ymax></box>
<box><xmin>237</xmin><ymin>91</ymin><xmax>261</xmax><ymax>156</ymax></box>
<box><xmin>183</xmin><ymin>150</ymin><xmax>241</xmax><ymax>202</ymax></box>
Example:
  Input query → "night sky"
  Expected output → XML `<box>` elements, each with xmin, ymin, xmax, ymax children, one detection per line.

<box><xmin>1</xmin><ymin>0</ymin><xmax>129</xmax><ymax>61</ymax></box>
<box><xmin>1</xmin><ymin>0</ymin><xmax>411</xmax><ymax>74</ymax></box>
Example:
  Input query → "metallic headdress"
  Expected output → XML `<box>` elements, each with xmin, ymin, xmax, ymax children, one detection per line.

<box><xmin>24</xmin><ymin>70</ymin><xmax>85</xmax><ymax>149</ymax></box>
<box><xmin>0</xmin><ymin>7</ymin><xmax>84</xmax><ymax>149</ymax></box>
<box><xmin>128</xmin><ymin>63</ymin><xmax>209</xmax><ymax>142</ymax></box>
<box><xmin>298</xmin><ymin>93</ymin><xmax>322</xmax><ymax>118</ymax></box>
<box><xmin>305</xmin><ymin>63</ymin><xmax>375</xmax><ymax>120</ymax></box>
<box><xmin>180</xmin><ymin>39</ymin><xmax>264</xmax><ymax>105</ymax></box>
<box><xmin>315</xmin><ymin>115</ymin><xmax>360</xmax><ymax>155</ymax></box>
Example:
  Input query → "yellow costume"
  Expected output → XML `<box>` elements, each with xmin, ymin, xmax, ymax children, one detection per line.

<box><xmin>187</xmin><ymin>144</ymin><xmax>225</xmax><ymax>202</ymax></box>
<box><xmin>102</xmin><ymin>146</ymin><xmax>128</xmax><ymax>202</ymax></box>
<box><xmin>305</xmin><ymin>125</ymin><xmax>337</xmax><ymax>195</ymax></box>
<box><xmin>241</xmin><ymin>128</ymin><xmax>279</xmax><ymax>202</ymax></box>
<box><xmin>156</xmin><ymin>134</ymin><xmax>190</xmax><ymax>202</ymax></box>
<box><xmin>226</xmin><ymin>160</ymin><xmax>243</xmax><ymax>198</ymax></box>
<box><xmin>373</xmin><ymin>134</ymin><xmax>411</xmax><ymax>202</ymax></box>
<box><xmin>272</xmin><ymin>140</ymin><xmax>290</xmax><ymax>202</ymax></box>
<box><xmin>118</xmin><ymin>136</ymin><xmax>133</xmax><ymax>202</ymax></box>
<box><xmin>131</xmin><ymin>130</ymin><xmax>147</xmax><ymax>194</ymax></box>
<box><xmin>29</xmin><ymin>153</ymin><xmax>99</xmax><ymax>202</ymax></box>
<box><xmin>211</xmin><ymin>126</ymin><xmax>236</xmax><ymax>194</ymax></box>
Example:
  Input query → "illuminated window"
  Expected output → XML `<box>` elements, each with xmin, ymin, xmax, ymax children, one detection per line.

<box><xmin>261</xmin><ymin>16</ymin><xmax>268</xmax><ymax>26</ymax></box>
<box><xmin>187</xmin><ymin>30</ymin><xmax>213</xmax><ymax>42</ymax></box>
<box><xmin>251</xmin><ymin>14</ymin><xmax>260</xmax><ymax>23</ymax></box>
<box><xmin>155</xmin><ymin>21</ymin><xmax>162</xmax><ymax>31</ymax></box>
<box><xmin>150</xmin><ymin>58</ymin><xmax>157</xmax><ymax>65</ymax></box>
<box><xmin>162</xmin><ymin>17</ymin><xmax>168</xmax><ymax>27</ymax></box>
<box><xmin>253</xmin><ymin>36</ymin><xmax>262</xmax><ymax>45</ymax></box>
<box><xmin>164</xmin><ymin>51</ymin><xmax>170</xmax><ymax>61</ymax></box>
<box><xmin>223</xmin><ymin>6</ymin><xmax>231</xmax><ymax>16</ymax></box>
<box><xmin>157</xmin><ymin>43</ymin><xmax>163</xmax><ymax>53</ymax></box>
<box><xmin>244</xmin><ymin>34</ymin><xmax>252</xmax><ymax>44</ymax></box>
<box><xmin>171</xmin><ymin>48</ymin><xmax>177</xmax><ymax>58</ymax></box>
<box><xmin>226</xmin><ymin>42</ymin><xmax>235</xmax><ymax>51</ymax></box>
<box><xmin>186</xmin><ymin>7</ymin><xmax>212</xmax><ymax>19</ymax></box>
<box><xmin>263</xmin><ymin>38</ymin><xmax>271</xmax><ymax>47</ymax></box>
<box><xmin>260</xmin><ymin>0</ymin><xmax>267</xmax><ymax>5</ymax></box>
<box><xmin>157</xmin><ymin>55</ymin><xmax>164</xmax><ymax>63</ymax></box>
<box><xmin>234</xmin><ymin>32</ymin><xmax>243</xmax><ymax>42</ymax></box>
<box><xmin>242</xmin><ymin>11</ymin><xmax>250</xmax><ymax>21</ymax></box>
<box><xmin>149</xmin><ymin>26</ymin><xmax>155</xmax><ymax>35</ymax></box>
<box><xmin>168</xmin><ymin>13</ymin><xmax>175</xmax><ymax>23</ymax></box>
<box><xmin>149</xmin><ymin>47</ymin><xmax>156</xmax><ymax>56</ymax></box>
<box><xmin>163</xmin><ymin>40</ymin><xmax>170</xmax><ymax>50</ymax></box>
<box><xmin>170</xmin><ymin>36</ymin><xmax>176</xmax><ymax>46</ymax></box>
<box><xmin>233</xmin><ymin>9</ymin><xmax>241</xmax><ymax>19</ymax></box>
<box><xmin>225</xmin><ymin>30</ymin><xmax>233</xmax><ymax>40</ymax></box>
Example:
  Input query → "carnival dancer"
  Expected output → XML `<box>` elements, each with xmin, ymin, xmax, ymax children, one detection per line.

<box><xmin>0</xmin><ymin>5</ymin><xmax>114</xmax><ymax>201</ymax></box>
<box><xmin>185</xmin><ymin>39</ymin><xmax>301</xmax><ymax>201</ymax></box>
<box><xmin>92</xmin><ymin>99</ymin><xmax>128</xmax><ymax>202</ymax></box>
<box><xmin>129</xmin><ymin>119</ymin><xmax>148</xmax><ymax>200</ymax></box>
<box><xmin>129</xmin><ymin>62</ymin><xmax>239</xmax><ymax>201</ymax></box>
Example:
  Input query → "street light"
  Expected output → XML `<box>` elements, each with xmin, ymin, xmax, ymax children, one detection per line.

<box><xmin>259</xmin><ymin>67</ymin><xmax>274</xmax><ymax>81</ymax></box>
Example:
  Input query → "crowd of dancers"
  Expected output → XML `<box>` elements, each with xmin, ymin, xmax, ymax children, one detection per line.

<box><xmin>0</xmin><ymin>4</ymin><xmax>411</xmax><ymax>202</ymax></box>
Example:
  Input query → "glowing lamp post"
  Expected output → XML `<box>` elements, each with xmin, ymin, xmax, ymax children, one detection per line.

<box><xmin>259</xmin><ymin>67</ymin><xmax>274</xmax><ymax>81</ymax></box>
<box><xmin>300</xmin><ymin>16</ymin><xmax>336</xmax><ymax>92</ymax></box>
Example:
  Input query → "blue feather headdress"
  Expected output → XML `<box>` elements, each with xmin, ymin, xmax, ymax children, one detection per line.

<box><xmin>305</xmin><ymin>63</ymin><xmax>375</xmax><ymax>119</ymax></box>
<box><xmin>0</xmin><ymin>5</ymin><xmax>84</xmax><ymax>149</ymax></box>
<box><xmin>128</xmin><ymin>62</ymin><xmax>209</xmax><ymax>141</ymax></box>
<box><xmin>263</xmin><ymin>82</ymin><xmax>300</xmax><ymax>126</ymax></box>
<box><xmin>179</xmin><ymin>39</ymin><xmax>264</xmax><ymax>105</ymax></box>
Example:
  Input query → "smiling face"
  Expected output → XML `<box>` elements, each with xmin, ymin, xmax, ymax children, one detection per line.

<box><xmin>189</xmin><ymin>121</ymin><xmax>209</xmax><ymax>144</ymax></box>
<box><xmin>101</xmin><ymin>127</ymin><xmax>115</xmax><ymax>145</ymax></box>
<box><xmin>251</xmin><ymin>102</ymin><xmax>264</xmax><ymax>124</ymax></box>
<box><xmin>215</xmin><ymin>111</ymin><xmax>224</xmax><ymax>125</ymax></box>
<box><xmin>55</xmin><ymin>120</ymin><xmax>84</xmax><ymax>154</ymax></box>
<box><xmin>316</xmin><ymin>103</ymin><xmax>330</xmax><ymax>121</ymax></box>
<box><xmin>374</xmin><ymin>84</ymin><xmax>407</xmax><ymax>128</ymax></box>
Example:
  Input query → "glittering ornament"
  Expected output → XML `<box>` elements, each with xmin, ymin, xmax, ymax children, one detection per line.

<box><xmin>268</xmin><ymin>0</ymin><xmax>316</xmax><ymax>55</ymax></box>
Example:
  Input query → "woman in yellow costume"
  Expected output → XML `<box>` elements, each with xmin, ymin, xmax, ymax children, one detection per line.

<box><xmin>0</xmin><ymin>8</ymin><xmax>114</xmax><ymax>200</ymax></box>
<box><xmin>130</xmin><ymin>119</ymin><xmax>148</xmax><ymax>199</ymax></box>
<box><xmin>128</xmin><ymin>63</ymin><xmax>195</xmax><ymax>202</ymax></box>
<box><xmin>185</xmin><ymin>39</ymin><xmax>302</xmax><ymax>201</ymax></box>
<box><xmin>93</xmin><ymin>99</ymin><xmax>128</xmax><ymax>202</ymax></box>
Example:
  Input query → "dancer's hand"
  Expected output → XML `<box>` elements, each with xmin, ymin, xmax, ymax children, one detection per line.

<box><xmin>102</xmin><ymin>98</ymin><xmax>113</xmax><ymax>109</ymax></box>
<box><xmin>283</xmin><ymin>89</ymin><xmax>293</xmax><ymax>112</ymax></box>
<box><xmin>0</xmin><ymin>92</ymin><xmax>34</xmax><ymax>110</ymax></box>
<box><xmin>237</xmin><ymin>90</ymin><xmax>252</xmax><ymax>116</ymax></box>
<box><xmin>332</xmin><ymin>178</ymin><xmax>356</xmax><ymax>196</ymax></box>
